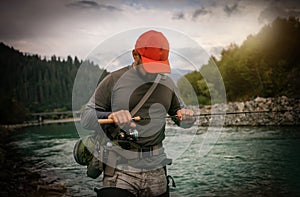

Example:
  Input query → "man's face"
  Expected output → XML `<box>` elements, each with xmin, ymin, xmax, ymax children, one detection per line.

<box><xmin>136</xmin><ymin>64</ymin><xmax>157</xmax><ymax>81</ymax></box>
<box><xmin>132</xmin><ymin>50</ymin><xmax>157</xmax><ymax>81</ymax></box>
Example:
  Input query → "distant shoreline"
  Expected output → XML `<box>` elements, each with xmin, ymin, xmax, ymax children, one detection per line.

<box><xmin>195</xmin><ymin>96</ymin><xmax>300</xmax><ymax>126</ymax></box>
<box><xmin>2</xmin><ymin>117</ymin><xmax>80</xmax><ymax>130</ymax></box>
<box><xmin>2</xmin><ymin>96</ymin><xmax>300</xmax><ymax>129</ymax></box>
<box><xmin>166</xmin><ymin>96</ymin><xmax>300</xmax><ymax>126</ymax></box>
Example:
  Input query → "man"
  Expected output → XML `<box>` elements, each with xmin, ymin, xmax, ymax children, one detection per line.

<box><xmin>80</xmin><ymin>30</ymin><xmax>195</xmax><ymax>196</ymax></box>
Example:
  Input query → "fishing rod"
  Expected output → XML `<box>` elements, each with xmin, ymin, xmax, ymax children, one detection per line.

<box><xmin>191</xmin><ymin>109</ymin><xmax>299</xmax><ymax>117</ymax></box>
<box><xmin>98</xmin><ymin>109</ymin><xmax>299</xmax><ymax>124</ymax></box>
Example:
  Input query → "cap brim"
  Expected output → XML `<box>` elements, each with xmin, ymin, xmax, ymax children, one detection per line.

<box><xmin>141</xmin><ymin>56</ymin><xmax>171</xmax><ymax>74</ymax></box>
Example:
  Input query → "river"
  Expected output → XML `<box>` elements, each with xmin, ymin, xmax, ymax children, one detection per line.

<box><xmin>9</xmin><ymin>123</ymin><xmax>300</xmax><ymax>196</ymax></box>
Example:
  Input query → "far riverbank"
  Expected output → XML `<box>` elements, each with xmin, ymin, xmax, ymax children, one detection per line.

<box><xmin>192</xmin><ymin>96</ymin><xmax>300</xmax><ymax>126</ymax></box>
<box><xmin>2</xmin><ymin>117</ymin><xmax>80</xmax><ymax>130</ymax></box>
<box><xmin>3</xmin><ymin>96</ymin><xmax>299</xmax><ymax>129</ymax></box>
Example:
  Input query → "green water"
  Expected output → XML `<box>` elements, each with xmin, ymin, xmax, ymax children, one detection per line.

<box><xmin>10</xmin><ymin>123</ymin><xmax>300</xmax><ymax>196</ymax></box>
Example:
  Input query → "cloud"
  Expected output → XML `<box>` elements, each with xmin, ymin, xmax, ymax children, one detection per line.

<box><xmin>258</xmin><ymin>1</ymin><xmax>300</xmax><ymax>24</ymax></box>
<box><xmin>223</xmin><ymin>3</ymin><xmax>239</xmax><ymax>16</ymax></box>
<box><xmin>172</xmin><ymin>11</ymin><xmax>185</xmax><ymax>20</ymax></box>
<box><xmin>2</xmin><ymin>0</ymin><xmax>296</xmax><ymax>60</ymax></box>
<box><xmin>172</xmin><ymin>7</ymin><xmax>210</xmax><ymax>21</ymax></box>
<box><xmin>193</xmin><ymin>7</ymin><xmax>210</xmax><ymax>19</ymax></box>
<box><xmin>66</xmin><ymin>0</ymin><xmax>122</xmax><ymax>11</ymax></box>
<box><xmin>0</xmin><ymin>0</ymin><xmax>67</xmax><ymax>41</ymax></box>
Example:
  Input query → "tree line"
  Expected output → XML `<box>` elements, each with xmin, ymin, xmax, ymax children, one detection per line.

<box><xmin>179</xmin><ymin>17</ymin><xmax>300</xmax><ymax>105</ymax></box>
<box><xmin>0</xmin><ymin>44</ymin><xmax>108</xmax><ymax>124</ymax></box>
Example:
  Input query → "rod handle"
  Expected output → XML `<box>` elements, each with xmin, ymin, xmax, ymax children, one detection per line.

<box><xmin>98</xmin><ymin>116</ymin><xmax>141</xmax><ymax>125</ymax></box>
<box><xmin>98</xmin><ymin>119</ymin><xmax>114</xmax><ymax>124</ymax></box>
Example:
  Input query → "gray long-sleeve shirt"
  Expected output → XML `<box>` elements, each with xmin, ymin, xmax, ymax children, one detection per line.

<box><xmin>81</xmin><ymin>65</ymin><xmax>182</xmax><ymax>146</ymax></box>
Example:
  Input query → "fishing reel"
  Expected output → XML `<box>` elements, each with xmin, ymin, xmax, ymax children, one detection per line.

<box><xmin>117</xmin><ymin>128</ymin><xmax>139</xmax><ymax>141</ymax></box>
<box><xmin>116</xmin><ymin>128</ymin><xmax>139</xmax><ymax>150</ymax></box>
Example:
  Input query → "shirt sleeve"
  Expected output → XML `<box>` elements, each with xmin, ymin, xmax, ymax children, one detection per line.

<box><xmin>167</xmin><ymin>81</ymin><xmax>191</xmax><ymax>127</ymax></box>
<box><xmin>80</xmin><ymin>74</ymin><xmax>114</xmax><ymax>130</ymax></box>
<box><xmin>167</xmin><ymin>77</ymin><xmax>185</xmax><ymax>116</ymax></box>
<box><xmin>170</xmin><ymin>93</ymin><xmax>195</xmax><ymax>129</ymax></box>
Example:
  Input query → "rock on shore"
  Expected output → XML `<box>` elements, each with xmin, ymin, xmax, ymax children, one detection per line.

<box><xmin>185</xmin><ymin>96</ymin><xmax>299</xmax><ymax>126</ymax></box>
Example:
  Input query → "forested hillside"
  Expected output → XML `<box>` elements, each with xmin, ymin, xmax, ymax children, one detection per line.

<box><xmin>179</xmin><ymin>17</ymin><xmax>300</xmax><ymax>104</ymax></box>
<box><xmin>0</xmin><ymin>44</ymin><xmax>108</xmax><ymax>123</ymax></box>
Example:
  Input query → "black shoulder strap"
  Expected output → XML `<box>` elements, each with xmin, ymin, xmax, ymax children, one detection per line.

<box><xmin>130</xmin><ymin>74</ymin><xmax>161</xmax><ymax>116</ymax></box>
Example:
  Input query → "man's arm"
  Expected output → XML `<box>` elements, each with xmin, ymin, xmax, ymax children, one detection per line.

<box><xmin>80</xmin><ymin>74</ymin><xmax>113</xmax><ymax>130</ymax></box>
<box><xmin>80</xmin><ymin>104</ymin><xmax>111</xmax><ymax>130</ymax></box>
<box><xmin>169</xmin><ymin>86</ymin><xmax>196</xmax><ymax>128</ymax></box>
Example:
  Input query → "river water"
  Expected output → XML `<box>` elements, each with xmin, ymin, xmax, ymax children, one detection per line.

<box><xmin>10</xmin><ymin>123</ymin><xmax>300</xmax><ymax>196</ymax></box>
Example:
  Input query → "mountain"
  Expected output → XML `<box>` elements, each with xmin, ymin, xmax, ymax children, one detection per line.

<box><xmin>168</xmin><ymin>68</ymin><xmax>193</xmax><ymax>83</ymax></box>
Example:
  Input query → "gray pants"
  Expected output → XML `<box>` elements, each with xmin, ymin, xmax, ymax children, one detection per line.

<box><xmin>103</xmin><ymin>165</ymin><xmax>167</xmax><ymax>197</ymax></box>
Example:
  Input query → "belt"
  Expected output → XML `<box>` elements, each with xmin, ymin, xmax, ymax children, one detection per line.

<box><xmin>116</xmin><ymin>143</ymin><xmax>166</xmax><ymax>169</ymax></box>
<box><xmin>107</xmin><ymin>143</ymin><xmax>163</xmax><ymax>162</ymax></box>
<box><xmin>132</xmin><ymin>143</ymin><xmax>163</xmax><ymax>159</ymax></box>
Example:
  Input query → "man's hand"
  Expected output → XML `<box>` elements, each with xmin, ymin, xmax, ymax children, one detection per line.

<box><xmin>176</xmin><ymin>109</ymin><xmax>196</xmax><ymax>128</ymax></box>
<box><xmin>108</xmin><ymin>110</ymin><xmax>136</xmax><ymax>128</ymax></box>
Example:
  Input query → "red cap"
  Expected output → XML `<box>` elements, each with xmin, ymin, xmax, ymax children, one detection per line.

<box><xmin>135</xmin><ymin>30</ymin><xmax>171</xmax><ymax>73</ymax></box>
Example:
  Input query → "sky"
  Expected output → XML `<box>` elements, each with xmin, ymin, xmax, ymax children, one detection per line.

<box><xmin>0</xmin><ymin>0</ymin><xmax>300</xmax><ymax>66</ymax></box>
